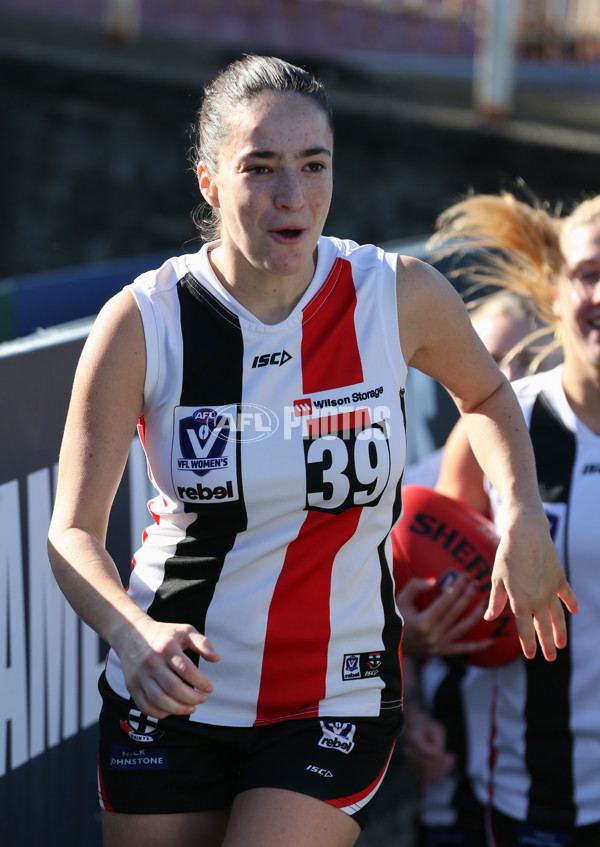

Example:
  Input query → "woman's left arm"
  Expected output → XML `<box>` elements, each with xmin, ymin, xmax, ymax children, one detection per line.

<box><xmin>396</xmin><ymin>256</ymin><xmax>578</xmax><ymax>661</ymax></box>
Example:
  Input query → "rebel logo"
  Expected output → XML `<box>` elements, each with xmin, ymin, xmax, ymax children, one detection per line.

<box><xmin>318</xmin><ymin>721</ymin><xmax>356</xmax><ymax>754</ymax></box>
<box><xmin>342</xmin><ymin>651</ymin><xmax>384</xmax><ymax>680</ymax></box>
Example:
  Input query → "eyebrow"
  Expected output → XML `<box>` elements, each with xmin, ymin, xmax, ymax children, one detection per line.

<box><xmin>244</xmin><ymin>146</ymin><xmax>332</xmax><ymax>160</ymax></box>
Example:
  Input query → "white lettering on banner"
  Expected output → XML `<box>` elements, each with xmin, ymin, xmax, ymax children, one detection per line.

<box><xmin>28</xmin><ymin>468</ymin><xmax>82</xmax><ymax>757</ymax></box>
<box><xmin>0</xmin><ymin>480</ymin><xmax>29</xmax><ymax>777</ymax></box>
<box><xmin>0</xmin><ymin>444</ymin><xmax>151</xmax><ymax>775</ymax></box>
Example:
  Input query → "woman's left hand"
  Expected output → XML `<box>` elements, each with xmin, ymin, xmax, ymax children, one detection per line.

<box><xmin>485</xmin><ymin>511</ymin><xmax>578</xmax><ymax>661</ymax></box>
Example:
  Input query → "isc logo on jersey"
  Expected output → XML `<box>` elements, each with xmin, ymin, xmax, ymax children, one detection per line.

<box><xmin>173</xmin><ymin>406</ymin><xmax>239</xmax><ymax>503</ymax></box>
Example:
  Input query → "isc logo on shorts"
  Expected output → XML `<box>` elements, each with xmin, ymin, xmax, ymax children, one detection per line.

<box><xmin>318</xmin><ymin>721</ymin><xmax>356</xmax><ymax>754</ymax></box>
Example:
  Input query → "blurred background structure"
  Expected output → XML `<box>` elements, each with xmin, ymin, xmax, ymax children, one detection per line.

<box><xmin>2</xmin><ymin>0</ymin><xmax>600</xmax><ymax>288</ymax></box>
<box><xmin>1</xmin><ymin>2</ymin><xmax>600</xmax><ymax>846</ymax></box>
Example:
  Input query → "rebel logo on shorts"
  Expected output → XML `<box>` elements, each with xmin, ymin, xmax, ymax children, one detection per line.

<box><xmin>120</xmin><ymin>709</ymin><xmax>164</xmax><ymax>743</ymax></box>
<box><xmin>318</xmin><ymin>721</ymin><xmax>356</xmax><ymax>754</ymax></box>
<box><xmin>342</xmin><ymin>651</ymin><xmax>384</xmax><ymax>680</ymax></box>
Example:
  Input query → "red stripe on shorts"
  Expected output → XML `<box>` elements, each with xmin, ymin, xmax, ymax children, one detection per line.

<box><xmin>97</xmin><ymin>755</ymin><xmax>114</xmax><ymax>812</ymax></box>
<box><xmin>326</xmin><ymin>741</ymin><xmax>396</xmax><ymax>812</ymax></box>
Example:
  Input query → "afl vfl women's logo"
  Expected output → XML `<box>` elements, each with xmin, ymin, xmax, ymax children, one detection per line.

<box><xmin>178</xmin><ymin>407</ymin><xmax>230</xmax><ymax>478</ymax></box>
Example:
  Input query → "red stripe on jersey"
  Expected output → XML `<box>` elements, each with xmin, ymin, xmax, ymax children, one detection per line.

<box><xmin>255</xmin><ymin>507</ymin><xmax>362</xmax><ymax>724</ymax></box>
<box><xmin>137</xmin><ymin>416</ymin><xmax>146</xmax><ymax>447</ymax></box>
<box><xmin>301</xmin><ymin>258</ymin><xmax>363</xmax><ymax>393</ymax></box>
<box><xmin>137</xmin><ymin>416</ymin><xmax>154</xmax><ymax>483</ymax></box>
<box><xmin>306</xmin><ymin>409</ymin><xmax>371</xmax><ymax>437</ymax></box>
<box><xmin>326</xmin><ymin>741</ymin><xmax>395</xmax><ymax>811</ymax></box>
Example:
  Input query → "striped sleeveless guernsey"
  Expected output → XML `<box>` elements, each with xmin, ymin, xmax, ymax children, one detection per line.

<box><xmin>486</xmin><ymin>366</ymin><xmax>600</xmax><ymax>828</ymax></box>
<box><xmin>105</xmin><ymin>236</ymin><xmax>408</xmax><ymax>728</ymax></box>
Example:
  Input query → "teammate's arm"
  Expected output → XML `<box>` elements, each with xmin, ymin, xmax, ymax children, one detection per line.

<box><xmin>395</xmin><ymin>256</ymin><xmax>578</xmax><ymax>661</ymax></box>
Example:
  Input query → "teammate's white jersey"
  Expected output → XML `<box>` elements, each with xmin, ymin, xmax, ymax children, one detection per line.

<box><xmin>418</xmin><ymin>658</ymin><xmax>494</xmax><ymax>827</ymax></box>
<box><xmin>486</xmin><ymin>366</ymin><xmax>600</xmax><ymax>827</ymax></box>
<box><xmin>105</xmin><ymin>236</ymin><xmax>407</xmax><ymax>727</ymax></box>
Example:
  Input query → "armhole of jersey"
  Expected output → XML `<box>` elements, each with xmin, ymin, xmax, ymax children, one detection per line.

<box><xmin>126</xmin><ymin>282</ymin><xmax>160</xmax><ymax>415</ymax></box>
<box><xmin>381</xmin><ymin>250</ymin><xmax>407</xmax><ymax>389</ymax></box>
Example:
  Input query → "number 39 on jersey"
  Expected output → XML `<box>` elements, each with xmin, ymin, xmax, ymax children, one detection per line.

<box><xmin>303</xmin><ymin>408</ymin><xmax>391</xmax><ymax>513</ymax></box>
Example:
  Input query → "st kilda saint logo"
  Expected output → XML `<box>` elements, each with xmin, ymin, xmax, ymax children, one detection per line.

<box><xmin>120</xmin><ymin>709</ymin><xmax>164</xmax><ymax>743</ymax></box>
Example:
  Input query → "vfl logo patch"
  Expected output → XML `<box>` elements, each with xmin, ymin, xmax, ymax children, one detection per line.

<box><xmin>177</xmin><ymin>407</ymin><xmax>231</xmax><ymax>478</ymax></box>
<box><xmin>343</xmin><ymin>651</ymin><xmax>384</xmax><ymax>680</ymax></box>
<box><xmin>172</xmin><ymin>405</ymin><xmax>240</xmax><ymax>504</ymax></box>
<box><xmin>110</xmin><ymin>744</ymin><xmax>168</xmax><ymax>770</ymax></box>
<box><xmin>120</xmin><ymin>709</ymin><xmax>164</xmax><ymax>743</ymax></box>
<box><xmin>318</xmin><ymin>721</ymin><xmax>356</xmax><ymax>754</ymax></box>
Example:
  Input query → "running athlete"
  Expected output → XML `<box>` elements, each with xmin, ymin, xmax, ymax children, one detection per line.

<box><xmin>47</xmin><ymin>57</ymin><xmax>576</xmax><ymax>847</ymax></box>
<box><xmin>432</xmin><ymin>191</ymin><xmax>600</xmax><ymax>847</ymax></box>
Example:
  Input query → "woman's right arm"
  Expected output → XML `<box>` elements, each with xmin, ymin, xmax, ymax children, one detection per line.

<box><xmin>48</xmin><ymin>290</ymin><xmax>219</xmax><ymax>719</ymax></box>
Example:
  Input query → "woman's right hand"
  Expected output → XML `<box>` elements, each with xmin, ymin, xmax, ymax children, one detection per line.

<box><xmin>112</xmin><ymin>616</ymin><xmax>221</xmax><ymax>719</ymax></box>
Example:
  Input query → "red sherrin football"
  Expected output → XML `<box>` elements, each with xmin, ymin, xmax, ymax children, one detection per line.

<box><xmin>391</xmin><ymin>484</ymin><xmax>521</xmax><ymax>667</ymax></box>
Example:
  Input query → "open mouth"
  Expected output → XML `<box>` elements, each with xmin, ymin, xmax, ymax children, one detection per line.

<box><xmin>272</xmin><ymin>228</ymin><xmax>303</xmax><ymax>240</ymax></box>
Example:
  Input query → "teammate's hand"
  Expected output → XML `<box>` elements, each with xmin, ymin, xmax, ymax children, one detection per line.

<box><xmin>397</xmin><ymin>574</ymin><xmax>494</xmax><ymax>658</ymax></box>
<box><xmin>402</xmin><ymin>712</ymin><xmax>455</xmax><ymax>784</ymax></box>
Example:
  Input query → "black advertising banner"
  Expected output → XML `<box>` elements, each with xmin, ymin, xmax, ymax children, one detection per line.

<box><xmin>0</xmin><ymin>323</ymin><xmax>152</xmax><ymax>846</ymax></box>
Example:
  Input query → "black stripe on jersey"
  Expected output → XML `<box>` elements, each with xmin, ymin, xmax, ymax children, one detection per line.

<box><xmin>433</xmin><ymin>660</ymin><xmax>468</xmax><ymax>770</ymax></box>
<box><xmin>524</xmin><ymin>390</ymin><xmax>576</xmax><ymax>827</ymax></box>
<box><xmin>147</xmin><ymin>275</ymin><xmax>248</xmax><ymax>645</ymax></box>
<box><xmin>379</xmin><ymin>389</ymin><xmax>407</xmax><ymax>712</ymax></box>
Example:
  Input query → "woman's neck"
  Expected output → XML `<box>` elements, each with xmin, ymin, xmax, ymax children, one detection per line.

<box><xmin>207</xmin><ymin>245</ymin><xmax>317</xmax><ymax>325</ymax></box>
<box><xmin>561</xmin><ymin>361</ymin><xmax>600</xmax><ymax>435</ymax></box>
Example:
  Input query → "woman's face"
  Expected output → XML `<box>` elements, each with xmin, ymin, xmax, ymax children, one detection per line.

<box><xmin>555</xmin><ymin>217</ymin><xmax>600</xmax><ymax>378</ymax></box>
<box><xmin>199</xmin><ymin>91</ymin><xmax>333</xmax><ymax>287</ymax></box>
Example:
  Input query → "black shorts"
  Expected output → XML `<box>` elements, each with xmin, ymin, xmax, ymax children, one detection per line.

<box><xmin>97</xmin><ymin>673</ymin><xmax>404</xmax><ymax>828</ymax></box>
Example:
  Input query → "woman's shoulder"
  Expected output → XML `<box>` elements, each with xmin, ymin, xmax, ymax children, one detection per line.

<box><xmin>323</xmin><ymin>235</ymin><xmax>396</xmax><ymax>270</ymax></box>
<box><xmin>127</xmin><ymin>249</ymin><xmax>204</xmax><ymax>299</ymax></box>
